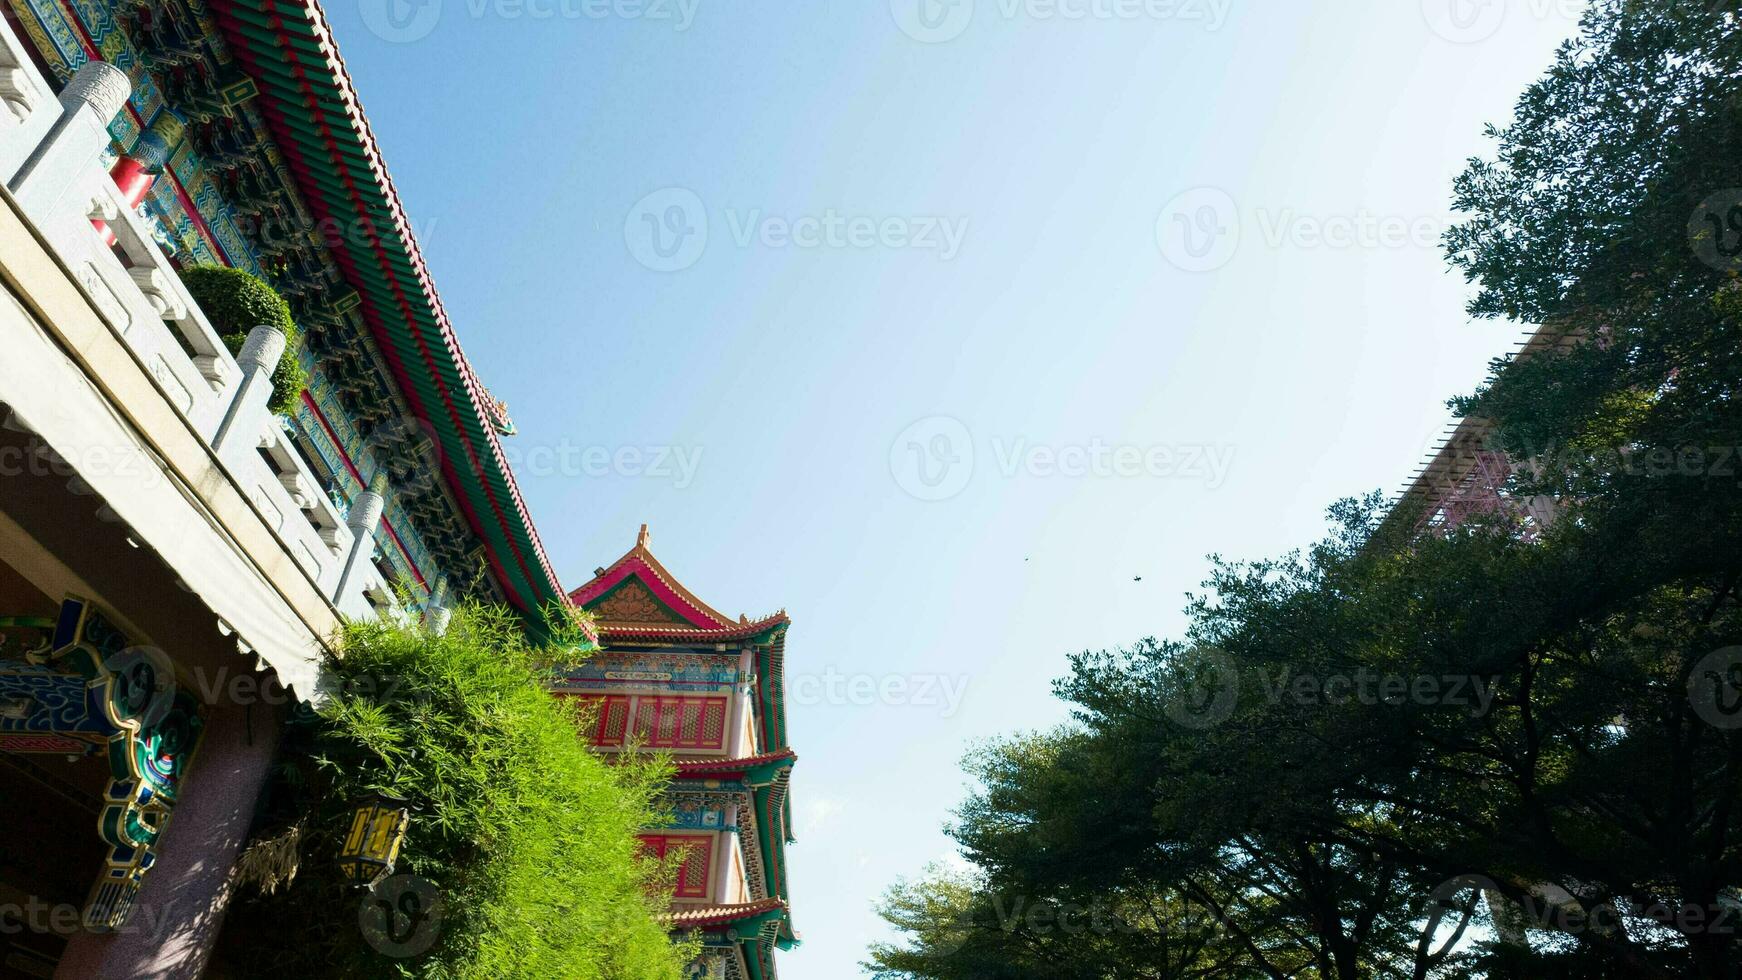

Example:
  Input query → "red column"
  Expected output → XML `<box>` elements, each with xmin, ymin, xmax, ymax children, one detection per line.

<box><xmin>54</xmin><ymin>699</ymin><xmax>283</xmax><ymax>980</ymax></box>
<box><xmin>92</xmin><ymin>113</ymin><xmax>181</xmax><ymax>246</ymax></box>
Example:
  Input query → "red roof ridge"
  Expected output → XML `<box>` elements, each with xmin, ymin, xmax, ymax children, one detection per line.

<box><xmin>571</xmin><ymin>525</ymin><xmax>789</xmax><ymax>637</ymax></box>
<box><xmin>596</xmin><ymin>613</ymin><xmax>791</xmax><ymax>644</ymax></box>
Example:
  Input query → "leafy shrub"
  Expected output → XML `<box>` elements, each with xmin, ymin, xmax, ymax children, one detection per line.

<box><xmin>222</xmin><ymin>604</ymin><xmax>695</xmax><ymax>979</ymax></box>
<box><xmin>180</xmin><ymin>264</ymin><xmax>308</xmax><ymax>415</ymax></box>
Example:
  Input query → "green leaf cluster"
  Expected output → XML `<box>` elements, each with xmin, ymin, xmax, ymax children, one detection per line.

<box><xmin>222</xmin><ymin>603</ymin><xmax>697</xmax><ymax>979</ymax></box>
<box><xmin>180</xmin><ymin>264</ymin><xmax>309</xmax><ymax>416</ymax></box>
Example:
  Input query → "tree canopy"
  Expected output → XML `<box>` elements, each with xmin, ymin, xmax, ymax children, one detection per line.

<box><xmin>868</xmin><ymin>3</ymin><xmax>1742</xmax><ymax>977</ymax></box>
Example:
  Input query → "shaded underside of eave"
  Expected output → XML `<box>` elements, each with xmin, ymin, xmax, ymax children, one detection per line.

<box><xmin>207</xmin><ymin>0</ymin><xmax>569</xmax><ymax>634</ymax></box>
<box><xmin>751</xmin><ymin>780</ymin><xmax>795</xmax><ymax>941</ymax></box>
<box><xmin>761</xmin><ymin>629</ymin><xmax>788</xmax><ymax>752</ymax></box>
<box><xmin>671</xmin><ymin>749</ymin><xmax>796</xmax><ymax>785</ymax></box>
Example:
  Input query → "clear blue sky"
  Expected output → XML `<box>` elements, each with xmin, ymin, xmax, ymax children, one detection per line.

<box><xmin>327</xmin><ymin>0</ymin><xmax>1583</xmax><ymax>973</ymax></box>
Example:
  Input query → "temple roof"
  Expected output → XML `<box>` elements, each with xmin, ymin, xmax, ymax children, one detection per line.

<box><xmin>665</xmin><ymin>898</ymin><xmax>786</xmax><ymax>931</ymax></box>
<box><xmin>570</xmin><ymin>526</ymin><xmax>789</xmax><ymax>643</ymax></box>
<box><xmin>672</xmin><ymin>749</ymin><xmax>798</xmax><ymax>782</ymax></box>
<box><xmin>204</xmin><ymin>0</ymin><xmax>571</xmax><ymax>639</ymax></box>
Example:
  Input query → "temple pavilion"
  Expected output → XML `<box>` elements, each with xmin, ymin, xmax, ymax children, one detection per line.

<box><xmin>561</xmin><ymin>526</ymin><xmax>800</xmax><ymax>980</ymax></box>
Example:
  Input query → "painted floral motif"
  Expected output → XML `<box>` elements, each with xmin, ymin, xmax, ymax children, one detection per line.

<box><xmin>594</xmin><ymin>578</ymin><xmax>692</xmax><ymax>625</ymax></box>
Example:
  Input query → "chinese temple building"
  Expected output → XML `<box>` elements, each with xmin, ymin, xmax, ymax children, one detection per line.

<box><xmin>0</xmin><ymin>0</ymin><xmax>578</xmax><ymax>976</ymax></box>
<box><xmin>1386</xmin><ymin>319</ymin><xmax>1574</xmax><ymax>539</ymax></box>
<box><xmin>562</xmin><ymin>526</ymin><xmax>800</xmax><ymax>980</ymax></box>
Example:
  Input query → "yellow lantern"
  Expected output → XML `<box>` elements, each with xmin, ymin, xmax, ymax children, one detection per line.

<box><xmin>339</xmin><ymin>792</ymin><xmax>410</xmax><ymax>887</ymax></box>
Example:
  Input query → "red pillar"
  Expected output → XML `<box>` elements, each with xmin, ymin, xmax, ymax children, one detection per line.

<box><xmin>92</xmin><ymin>113</ymin><xmax>181</xmax><ymax>246</ymax></box>
<box><xmin>54</xmin><ymin>699</ymin><xmax>283</xmax><ymax>980</ymax></box>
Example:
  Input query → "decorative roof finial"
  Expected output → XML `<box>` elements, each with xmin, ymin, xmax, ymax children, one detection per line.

<box><xmin>637</xmin><ymin>523</ymin><xmax>651</xmax><ymax>549</ymax></box>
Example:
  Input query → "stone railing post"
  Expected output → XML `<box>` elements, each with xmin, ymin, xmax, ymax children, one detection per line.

<box><xmin>422</xmin><ymin>575</ymin><xmax>452</xmax><ymax>635</ymax></box>
<box><xmin>333</xmin><ymin>477</ymin><xmax>386</xmax><ymax>606</ymax></box>
<box><xmin>8</xmin><ymin>60</ymin><xmax>129</xmax><ymax>213</ymax></box>
<box><xmin>210</xmin><ymin>324</ymin><xmax>284</xmax><ymax>453</ymax></box>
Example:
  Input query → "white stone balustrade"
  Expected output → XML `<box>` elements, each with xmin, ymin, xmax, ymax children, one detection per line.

<box><xmin>0</xmin><ymin>24</ymin><xmax>55</xmax><ymax>184</ymax></box>
<box><xmin>0</xmin><ymin>29</ymin><xmax>398</xmax><ymax>629</ymax></box>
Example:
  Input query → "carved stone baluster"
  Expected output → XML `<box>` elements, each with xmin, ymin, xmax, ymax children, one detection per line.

<box><xmin>211</xmin><ymin>324</ymin><xmax>285</xmax><ymax>453</ymax></box>
<box><xmin>8</xmin><ymin>61</ymin><xmax>130</xmax><ymax>215</ymax></box>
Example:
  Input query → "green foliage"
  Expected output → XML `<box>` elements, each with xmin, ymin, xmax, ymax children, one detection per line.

<box><xmin>180</xmin><ymin>264</ymin><xmax>308</xmax><ymax>415</ymax></box>
<box><xmin>225</xmin><ymin>604</ymin><xmax>696</xmax><ymax>979</ymax></box>
<box><xmin>528</xmin><ymin>600</ymin><xmax>602</xmax><ymax>675</ymax></box>
<box><xmin>870</xmin><ymin>3</ymin><xmax>1742</xmax><ymax>978</ymax></box>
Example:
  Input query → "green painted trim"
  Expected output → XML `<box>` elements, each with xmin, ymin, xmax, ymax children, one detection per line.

<box><xmin>741</xmin><ymin>939</ymin><xmax>767</xmax><ymax>980</ymax></box>
<box><xmin>213</xmin><ymin>0</ymin><xmax>571</xmax><ymax>643</ymax></box>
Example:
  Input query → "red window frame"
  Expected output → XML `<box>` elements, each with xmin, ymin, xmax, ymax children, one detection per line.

<box><xmin>568</xmin><ymin>694</ymin><xmax>632</xmax><ymax>746</ymax></box>
<box><xmin>639</xmin><ymin>834</ymin><xmax>713</xmax><ymax>900</ymax></box>
<box><xmin>632</xmin><ymin>696</ymin><xmax>728</xmax><ymax>749</ymax></box>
